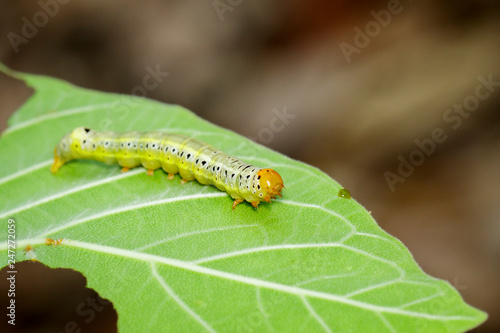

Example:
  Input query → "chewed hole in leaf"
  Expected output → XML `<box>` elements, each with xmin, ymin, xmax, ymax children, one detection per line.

<box><xmin>0</xmin><ymin>262</ymin><xmax>117</xmax><ymax>332</ymax></box>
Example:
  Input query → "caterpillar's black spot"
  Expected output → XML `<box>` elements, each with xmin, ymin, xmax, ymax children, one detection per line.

<box><xmin>127</xmin><ymin>142</ymin><xmax>131</xmax><ymax>147</ymax></box>
<box><xmin>246</xmin><ymin>175</ymin><xmax>250</xmax><ymax>179</ymax></box>
<box><xmin>231</xmin><ymin>174</ymin><xmax>235</xmax><ymax>178</ymax></box>
<box><xmin>257</xmin><ymin>185</ymin><xmax>260</xmax><ymax>190</ymax></box>
<box><xmin>201</xmin><ymin>161</ymin><xmax>206</xmax><ymax>166</ymax></box>
<box><xmin>120</xmin><ymin>143</ymin><xmax>124</xmax><ymax>148</ymax></box>
<box><xmin>146</xmin><ymin>143</ymin><xmax>149</xmax><ymax>148</ymax></box>
<box><xmin>259</xmin><ymin>194</ymin><xmax>263</xmax><ymax>197</ymax></box>
<box><xmin>164</xmin><ymin>146</ymin><xmax>168</xmax><ymax>152</ymax></box>
<box><xmin>84</xmin><ymin>128</ymin><xmax>90</xmax><ymax>133</ymax></box>
<box><xmin>217</xmin><ymin>166</ymin><xmax>220</xmax><ymax>171</ymax></box>
<box><xmin>212</xmin><ymin>166</ymin><xmax>216</xmax><ymax>171</ymax></box>
<box><xmin>187</xmin><ymin>153</ymin><xmax>191</xmax><ymax>159</ymax></box>
<box><xmin>196</xmin><ymin>159</ymin><xmax>199</xmax><ymax>164</ymax></box>
<box><xmin>257</xmin><ymin>175</ymin><xmax>261</xmax><ymax>180</ymax></box>
<box><xmin>140</xmin><ymin>144</ymin><xmax>143</xmax><ymax>149</ymax></box>
<box><xmin>92</xmin><ymin>144</ymin><xmax>96</xmax><ymax>149</ymax></box>
<box><xmin>224</xmin><ymin>170</ymin><xmax>228</xmax><ymax>176</ymax></box>
<box><xmin>180</xmin><ymin>151</ymin><xmax>184</xmax><ymax>157</ymax></box>
<box><xmin>82</xmin><ymin>140</ymin><xmax>87</xmax><ymax>145</ymax></box>
<box><xmin>152</xmin><ymin>143</ymin><xmax>156</xmax><ymax>149</ymax></box>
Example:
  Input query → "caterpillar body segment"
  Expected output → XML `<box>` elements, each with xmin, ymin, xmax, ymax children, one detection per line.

<box><xmin>51</xmin><ymin>127</ymin><xmax>284</xmax><ymax>209</ymax></box>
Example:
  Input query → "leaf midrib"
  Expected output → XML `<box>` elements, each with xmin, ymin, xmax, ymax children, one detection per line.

<box><xmin>6</xmin><ymin>237</ymin><xmax>474</xmax><ymax>322</ymax></box>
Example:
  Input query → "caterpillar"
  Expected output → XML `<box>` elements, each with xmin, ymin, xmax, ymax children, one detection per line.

<box><xmin>51</xmin><ymin>127</ymin><xmax>284</xmax><ymax>209</ymax></box>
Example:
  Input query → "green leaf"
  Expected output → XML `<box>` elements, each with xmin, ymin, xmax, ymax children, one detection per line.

<box><xmin>0</xmin><ymin>64</ymin><xmax>487</xmax><ymax>332</ymax></box>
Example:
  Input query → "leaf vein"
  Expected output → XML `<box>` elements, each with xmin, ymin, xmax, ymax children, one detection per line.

<box><xmin>3</xmin><ymin>102</ymin><xmax>117</xmax><ymax>135</ymax></box>
<box><xmin>151</xmin><ymin>263</ymin><xmax>217</xmax><ymax>333</ymax></box>
<box><xmin>135</xmin><ymin>224</ymin><xmax>258</xmax><ymax>252</ymax></box>
<box><xmin>301</xmin><ymin>296</ymin><xmax>332</xmax><ymax>333</ymax></box>
<box><xmin>39</xmin><ymin>193</ymin><xmax>227</xmax><ymax>237</ymax></box>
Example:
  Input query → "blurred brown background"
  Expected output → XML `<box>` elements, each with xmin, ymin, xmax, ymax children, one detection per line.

<box><xmin>1</xmin><ymin>0</ymin><xmax>499</xmax><ymax>332</ymax></box>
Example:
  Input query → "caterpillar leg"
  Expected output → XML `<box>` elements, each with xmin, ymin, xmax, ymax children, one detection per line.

<box><xmin>168</xmin><ymin>173</ymin><xmax>175</xmax><ymax>180</ymax></box>
<box><xmin>121</xmin><ymin>167</ymin><xmax>130</xmax><ymax>173</ymax></box>
<box><xmin>180</xmin><ymin>179</ymin><xmax>189</xmax><ymax>184</ymax></box>
<box><xmin>251</xmin><ymin>201</ymin><xmax>260</xmax><ymax>209</ymax></box>
<box><xmin>232</xmin><ymin>199</ymin><xmax>244</xmax><ymax>211</ymax></box>
<box><xmin>146</xmin><ymin>169</ymin><xmax>155</xmax><ymax>176</ymax></box>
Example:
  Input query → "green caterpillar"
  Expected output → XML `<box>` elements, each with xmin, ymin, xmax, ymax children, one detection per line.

<box><xmin>51</xmin><ymin>127</ymin><xmax>284</xmax><ymax>209</ymax></box>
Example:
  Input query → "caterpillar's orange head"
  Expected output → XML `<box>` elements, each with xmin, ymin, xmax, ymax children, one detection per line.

<box><xmin>257</xmin><ymin>168</ymin><xmax>284</xmax><ymax>202</ymax></box>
